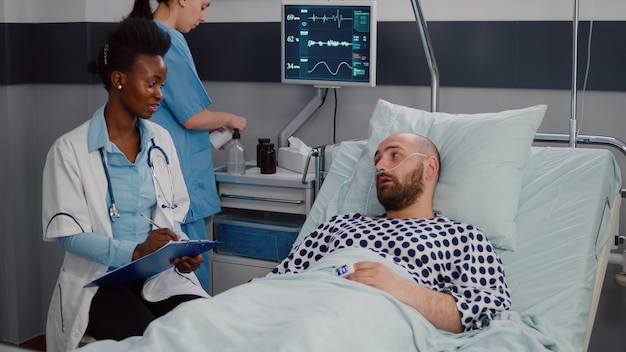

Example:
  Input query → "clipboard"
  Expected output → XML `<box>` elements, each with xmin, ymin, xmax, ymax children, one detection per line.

<box><xmin>85</xmin><ymin>240</ymin><xmax>223</xmax><ymax>287</ymax></box>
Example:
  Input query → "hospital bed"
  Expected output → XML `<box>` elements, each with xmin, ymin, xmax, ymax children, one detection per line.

<box><xmin>76</xmin><ymin>100</ymin><xmax>622</xmax><ymax>352</ymax></box>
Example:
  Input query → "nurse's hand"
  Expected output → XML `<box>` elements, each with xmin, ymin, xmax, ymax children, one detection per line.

<box><xmin>171</xmin><ymin>254</ymin><xmax>203</xmax><ymax>273</ymax></box>
<box><xmin>132</xmin><ymin>228</ymin><xmax>180</xmax><ymax>260</ymax></box>
<box><xmin>227</xmin><ymin>114</ymin><xmax>247</xmax><ymax>134</ymax></box>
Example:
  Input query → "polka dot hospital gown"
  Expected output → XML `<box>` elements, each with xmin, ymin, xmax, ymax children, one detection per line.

<box><xmin>271</xmin><ymin>213</ymin><xmax>511</xmax><ymax>331</ymax></box>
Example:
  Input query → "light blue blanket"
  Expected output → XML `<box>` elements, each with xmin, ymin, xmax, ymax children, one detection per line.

<box><xmin>77</xmin><ymin>248</ymin><xmax>571</xmax><ymax>352</ymax></box>
<box><xmin>77</xmin><ymin>144</ymin><xmax>620</xmax><ymax>352</ymax></box>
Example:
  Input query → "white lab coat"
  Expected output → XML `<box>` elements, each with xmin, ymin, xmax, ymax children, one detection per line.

<box><xmin>42</xmin><ymin>114</ymin><xmax>205</xmax><ymax>352</ymax></box>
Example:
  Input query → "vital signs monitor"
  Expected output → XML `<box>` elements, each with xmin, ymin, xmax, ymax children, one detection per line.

<box><xmin>281</xmin><ymin>1</ymin><xmax>377</xmax><ymax>87</ymax></box>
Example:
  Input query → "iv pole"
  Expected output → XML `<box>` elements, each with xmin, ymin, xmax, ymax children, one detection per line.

<box><xmin>410</xmin><ymin>0</ymin><xmax>439</xmax><ymax>112</ymax></box>
<box><xmin>569</xmin><ymin>0</ymin><xmax>580</xmax><ymax>147</ymax></box>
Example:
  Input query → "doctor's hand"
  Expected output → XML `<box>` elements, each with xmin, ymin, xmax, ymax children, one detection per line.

<box><xmin>171</xmin><ymin>254</ymin><xmax>203</xmax><ymax>273</ymax></box>
<box><xmin>132</xmin><ymin>228</ymin><xmax>180</xmax><ymax>261</ymax></box>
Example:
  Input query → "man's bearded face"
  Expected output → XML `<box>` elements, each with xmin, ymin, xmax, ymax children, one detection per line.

<box><xmin>376</xmin><ymin>162</ymin><xmax>425</xmax><ymax>212</ymax></box>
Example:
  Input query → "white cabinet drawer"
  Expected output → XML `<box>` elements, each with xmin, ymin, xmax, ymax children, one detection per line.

<box><xmin>218</xmin><ymin>182</ymin><xmax>314</xmax><ymax>214</ymax></box>
<box><xmin>211</xmin><ymin>254</ymin><xmax>275</xmax><ymax>295</ymax></box>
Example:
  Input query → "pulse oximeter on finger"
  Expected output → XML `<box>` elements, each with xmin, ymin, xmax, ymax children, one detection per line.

<box><xmin>334</xmin><ymin>263</ymin><xmax>355</xmax><ymax>278</ymax></box>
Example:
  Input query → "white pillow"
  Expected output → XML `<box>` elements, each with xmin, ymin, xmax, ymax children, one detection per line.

<box><xmin>342</xmin><ymin>99</ymin><xmax>546</xmax><ymax>251</ymax></box>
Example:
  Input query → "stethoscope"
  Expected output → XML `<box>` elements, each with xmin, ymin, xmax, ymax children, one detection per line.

<box><xmin>99</xmin><ymin>138</ymin><xmax>178</xmax><ymax>222</ymax></box>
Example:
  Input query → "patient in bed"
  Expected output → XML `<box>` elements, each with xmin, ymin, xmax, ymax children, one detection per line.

<box><xmin>271</xmin><ymin>132</ymin><xmax>511</xmax><ymax>333</ymax></box>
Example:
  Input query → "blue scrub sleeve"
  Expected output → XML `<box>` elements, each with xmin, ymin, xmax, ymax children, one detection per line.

<box><xmin>59</xmin><ymin>232</ymin><xmax>137</xmax><ymax>269</ymax></box>
<box><xmin>159</xmin><ymin>26</ymin><xmax>211</xmax><ymax>124</ymax></box>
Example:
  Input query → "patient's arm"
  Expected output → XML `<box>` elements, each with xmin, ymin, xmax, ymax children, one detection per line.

<box><xmin>349</xmin><ymin>261</ymin><xmax>463</xmax><ymax>333</ymax></box>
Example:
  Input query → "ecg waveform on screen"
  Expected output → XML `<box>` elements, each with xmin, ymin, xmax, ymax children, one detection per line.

<box><xmin>307</xmin><ymin>61</ymin><xmax>352</xmax><ymax>76</ymax></box>
<box><xmin>308</xmin><ymin>10</ymin><xmax>353</xmax><ymax>29</ymax></box>
<box><xmin>307</xmin><ymin>39</ymin><xmax>352</xmax><ymax>48</ymax></box>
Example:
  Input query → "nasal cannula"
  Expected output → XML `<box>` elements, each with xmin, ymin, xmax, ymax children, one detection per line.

<box><xmin>375</xmin><ymin>152</ymin><xmax>427</xmax><ymax>176</ymax></box>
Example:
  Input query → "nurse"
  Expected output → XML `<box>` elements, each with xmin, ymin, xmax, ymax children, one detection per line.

<box><xmin>42</xmin><ymin>17</ymin><xmax>207</xmax><ymax>352</ymax></box>
<box><xmin>128</xmin><ymin>0</ymin><xmax>248</xmax><ymax>292</ymax></box>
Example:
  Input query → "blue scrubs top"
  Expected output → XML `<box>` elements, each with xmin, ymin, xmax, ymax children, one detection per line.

<box><xmin>151</xmin><ymin>20</ymin><xmax>221</xmax><ymax>225</ymax></box>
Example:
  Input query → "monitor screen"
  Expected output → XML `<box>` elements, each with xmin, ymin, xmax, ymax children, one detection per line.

<box><xmin>281</xmin><ymin>0</ymin><xmax>377</xmax><ymax>87</ymax></box>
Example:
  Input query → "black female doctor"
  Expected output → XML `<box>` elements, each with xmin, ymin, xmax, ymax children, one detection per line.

<box><xmin>42</xmin><ymin>17</ymin><xmax>207</xmax><ymax>352</ymax></box>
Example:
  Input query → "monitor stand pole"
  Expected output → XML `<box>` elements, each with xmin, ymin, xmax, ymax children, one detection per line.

<box><xmin>277</xmin><ymin>87</ymin><xmax>324</xmax><ymax>148</ymax></box>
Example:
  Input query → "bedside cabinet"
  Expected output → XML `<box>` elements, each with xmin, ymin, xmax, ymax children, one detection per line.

<box><xmin>208</xmin><ymin>165</ymin><xmax>315</xmax><ymax>295</ymax></box>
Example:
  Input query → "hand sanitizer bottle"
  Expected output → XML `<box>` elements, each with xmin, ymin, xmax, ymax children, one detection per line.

<box><xmin>227</xmin><ymin>128</ymin><xmax>246</xmax><ymax>175</ymax></box>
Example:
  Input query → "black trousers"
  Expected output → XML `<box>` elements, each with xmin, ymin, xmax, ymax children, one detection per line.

<box><xmin>86</xmin><ymin>282</ymin><xmax>203</xmax><ymax>341</ymax></box>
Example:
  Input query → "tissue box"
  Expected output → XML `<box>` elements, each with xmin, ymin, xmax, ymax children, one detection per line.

<box><xmin>278</xmin><ymin>147</ymin><xmax>314</xmax><ymax>174</ymax></box>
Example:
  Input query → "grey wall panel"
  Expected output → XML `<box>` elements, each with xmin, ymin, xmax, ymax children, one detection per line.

<box><xmin>4</xmin><ymin>23</ymin><xmax>32</xmax><ymax>84</ymax></box>
<box><xmin>1</xmin><ymin>21</ymin><xmax>625</xmax><ymax>90</ymax></box>
<box><xmin>1</xmin><ymin>85</ymin><xmax>43</xmax><ymax>343</ymax></box>
<box><xmin>186</xmin><ymin>22</ymin><xmax>281</xmax><ymax>83</ymax></box>
<box><xmin>584</xmin><ymin>21</ymin><xmax>626</xmax><ymax>92</ymax></box>
<box><xmin>32</xmin><ymin>23</ymin><xmax>93</xmax><ymax>85</ymax></box>
<box><xmin>0</xmin><ymin>24</ymin><xmax>7</xmax><ymax>85</ymax></box>
<box><xmin>428</xmin><ymin>21</ymin><xmax>519</xmax><ymax>88</ymax></box>
<box><xmin>517</xmin><ymin>21</ymin><xmax>573</xmax><ymax>90</ymax></box>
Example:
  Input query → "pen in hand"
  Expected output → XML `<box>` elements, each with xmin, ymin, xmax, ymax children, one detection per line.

<box><xmin>140</xmin><ymin>214</ymin><xmax>180</xmax><ymax>241</ymax></box>
<box><xmin>140</xmin><ymin>214</ymin><xmax>162</xmax><ymax>229</ymax></box>
<box><xmin>139</xmin><ymin>216</ymin><xmax>192</xmax><ymax>267</ymax></box>
<box><xmin>140</xmin><ymin>214</ymin><xmax>180</xmax><ymax>246</ymax></box>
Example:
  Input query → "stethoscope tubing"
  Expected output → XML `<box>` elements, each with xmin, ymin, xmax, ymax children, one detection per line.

<box><xmin>100</xmin><ymin>138</ymin><xmax>177</xmax><ymax>222</ymax></box>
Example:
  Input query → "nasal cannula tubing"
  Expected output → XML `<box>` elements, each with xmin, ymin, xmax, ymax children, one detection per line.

<box><xmin>366</xmin><ymin>152</ymin><xmax>428</xmax><ymax>214</ymax></box>
<box><xmin>374</xmin><ymin>152</ymin><xmax>427</xmax><ymax>176</ymax></box>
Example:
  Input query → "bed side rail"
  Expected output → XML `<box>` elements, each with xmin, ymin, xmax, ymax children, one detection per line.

<box><xmin>536</xmin><ymin>132</ymin><xmax>626</xmax><ymax>283</ymax></box>
<box><xmin>535</xmin><ymin>132</ymin><xmax>626</xmax><ymax>198</ymax></box>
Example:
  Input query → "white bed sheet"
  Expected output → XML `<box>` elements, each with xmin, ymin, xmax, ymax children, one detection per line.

<box><xmin>500</xmin><ymin>146</ymin><xmax>621</xmax><ymax>348</ymax></box>
<box><xmin>76</xmin><ymin>143</ymin><xmax>621</xmax><ymax>352</ymax></box>
<box><xmin>77</xmin><ymin>248</ymin><xmax>575</xmax><ymax>352</ymax></box>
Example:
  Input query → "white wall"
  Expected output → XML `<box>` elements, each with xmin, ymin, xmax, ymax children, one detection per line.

<box><xmin>5</xmin><ymin>0</ymin><xmax>625</xmax><ymax>23</ymax></box>
<box><xmin>205</xmin><ymin>0</ymin><xmax>626</xmax><ymax>22</ymax></box>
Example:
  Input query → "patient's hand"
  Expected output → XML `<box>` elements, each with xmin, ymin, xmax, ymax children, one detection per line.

<box><xmin>348</xmin><ymin>261</ymin><xmax>413</xmax><ymax>301</ymax></box>
<box><xmin>349</xmin><ymin>261</ymin><xmax>463</xmax><ymax>333</ymax></box>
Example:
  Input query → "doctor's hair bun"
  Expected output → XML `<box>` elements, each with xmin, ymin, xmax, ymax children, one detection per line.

<box><xmin>91</xmin><ymin>17</ymin><xmax>171</xmax><ymax>91</ymax></box>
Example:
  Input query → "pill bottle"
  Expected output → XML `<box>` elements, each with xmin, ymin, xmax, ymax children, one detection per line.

<box><xmin>260</xmin><ymin>143</ymin><xmax>277</xmax><ymax>174</ymax></box>
<box><xmin>256</xmin><ymin>138</ymin><xmax>270</xmax><ymax>167</ymax></box>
